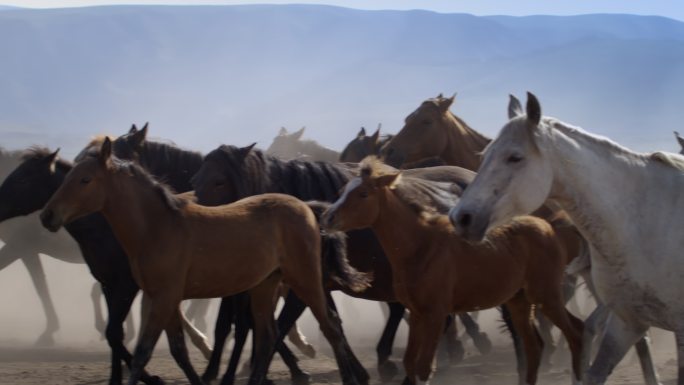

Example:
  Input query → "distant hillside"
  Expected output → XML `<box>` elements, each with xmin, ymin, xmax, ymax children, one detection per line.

<box><xmin>0</xmin><ymin>4</ymin><xmax>682</xmax><ymax>157</ymax></box>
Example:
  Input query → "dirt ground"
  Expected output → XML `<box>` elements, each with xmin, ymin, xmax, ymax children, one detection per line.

<box><xmin>0</xmin><ymin>335</ymin><xmax>678</xmax><ymax>385</ymax></box>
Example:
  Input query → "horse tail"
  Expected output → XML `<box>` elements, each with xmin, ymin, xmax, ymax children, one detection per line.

<box><xmin>306</xmin><ymin>201</ymin><xmax>373</xmax><ymax>293</ymax></box>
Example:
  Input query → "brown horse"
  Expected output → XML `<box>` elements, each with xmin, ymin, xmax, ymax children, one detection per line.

<box><xmin>339</xmin><ymin>125</ymin><xmax>387</xmax><ymax>163</ymax></box>
<box><xmin>381</xmin><ymin>94</ymin><xmax>488</xmax><ymax>170</ymax></box>
<box><xmin>39</xmin><ymin>138</ymin><xmax>366</xmax><ymax>385</ymax></box>
<box><xmin>321</xmin><ymin>158</ymin><xmax>584</xmax><ymax>385</ymax></box>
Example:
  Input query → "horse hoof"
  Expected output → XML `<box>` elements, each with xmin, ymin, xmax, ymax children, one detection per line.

<box><xmin>291</xmin><ymin>371</ymin><xmax>311</xmax><ymax>385</ymax></box>
<box><xmin>378</xmin><ymin>361</ymin><xmax>399</xmax><ymax>382</ymax></box>
<box><xmin>35</xmin><ymin>333</ymin><xmax>55</xmax><ymax>347</ymax></box>
<box><xmin>473</xmin><ymin>332</ymin><xmax>492</xmax><ymax>355</ymax></box>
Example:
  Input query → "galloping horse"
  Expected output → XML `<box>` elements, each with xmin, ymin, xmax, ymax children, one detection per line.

<box><xmin>0</xmin><ymin>148</ymin><xmax>100</xmax><ymax>346</ymax></box>
<box><xmin>322</xmin><ymin>158</ymin><xmax>584</xmax><ymax>385</ymax></box>
<box><xmin>450</xmin><ymin>92</ymin><xmax>683</xmax><ymax>385</ymax></box>
<box><xmin>40</xmin><ymin>138</ymin><xmax>366</xmax><ymax>385</ymax></box>
<box><xmin>190</xmin><ymin>144</ymin><xmax>486</xmax><ymax>380</ymax></box>
<box><xmin>266</xmin><ymin>126</ymin><xmax>339</xmax><ymax>162</ymax></box>
<box><xmin>0</xmin><ymin>147</ymin><xmax>212</xmax><ymax>385</ymax></box>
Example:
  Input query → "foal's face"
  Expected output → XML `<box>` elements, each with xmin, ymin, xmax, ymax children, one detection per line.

<box><xmin>322</xmin><ymin>172</ymin><xmax>400</xmax><ymax>232</ymax></box>
<box><xmin>0</xmin><ymin>151</ymin><xmax>60</xmax><ymax>221</ymax></box>
<box><xmin>382</xmin><ymin>97</ymin><xmax>451</xmax><ymax>168</ymax></box>
<box><xmin>41</xmin><ymin>143</ymin><xmax>111</xmax><ymax>232</ymax></box>
<box><xmin>449</xmin><ymin>93</ymin><xmax>553</xmax><ymax>241</ymax></box>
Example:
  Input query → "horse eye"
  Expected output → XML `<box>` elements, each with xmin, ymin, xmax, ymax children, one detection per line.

<box><xmin>507</xmin><ymin>155</ymin><xmax>523</xmax><ymax>164</ymax></box>
<box><xmin>81</xmin><ymin>176</ymin><xmax>92</xmax><ymax>184</ymax></box>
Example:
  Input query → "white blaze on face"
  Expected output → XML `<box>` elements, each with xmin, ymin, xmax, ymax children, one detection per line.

<box><xmin>329</xmin><ymin>177</ymin><xmax>363</xmax><ymax>214</ymax></box>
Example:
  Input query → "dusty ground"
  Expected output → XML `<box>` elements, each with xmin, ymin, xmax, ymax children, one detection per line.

<box><xmin>0</xmin><ymin>337</ymin><xmax>678</xmax><ymax>385</ymax></box>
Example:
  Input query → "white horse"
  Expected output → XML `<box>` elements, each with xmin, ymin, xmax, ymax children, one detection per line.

<box><xmin>449</xmin><ymin>92</ymin><xmax>681</xmax><ymax>385</ymax></box>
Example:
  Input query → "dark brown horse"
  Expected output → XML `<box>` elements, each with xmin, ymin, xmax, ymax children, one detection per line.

<box><xmin>322</xmin><ymin>158</ymin><xmax>584</xmax><ymax>385</ymax></box>
<box><xmin>40</xmin><ymin>138</ymin><xmax>367</xmax><ymax>385</ymax></box>
<box><xmin>339</xmin><ymin>125</ymin><xmax>389</xmax><ymax>163</ymax></box>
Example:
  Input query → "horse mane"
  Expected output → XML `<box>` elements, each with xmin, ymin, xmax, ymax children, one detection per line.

<box><xmin>360</xmin><ymin>157</ymin><xmax>462</xmax><ymax>217</ymax></box>
<box><xmin>75</xmin><ymin>135</ymin><xmax>113</xmax><ymax>162</ymax></box>
<box><xmin>133</xmin><ymin>139</ymin><xmax>204</xmax><ymax>191</ymax></box>
<box><xmin>20</xmin><ymin>146</ymin><xmax>54</xmax><ymax>161</ymax></box>
<box><xmin>108</xmin><ymin>157</ymin><xmax>188</xmax><ymax>212</ymax></box>
<box><xmin>649</xmin><ymin>151</ymin><xmax>684</xmax><ymax>171</ymax></box>
<box><xmin>210</xmin><ymin>145</ymin><xmax>353</xmax><ymax>202</ymax></box>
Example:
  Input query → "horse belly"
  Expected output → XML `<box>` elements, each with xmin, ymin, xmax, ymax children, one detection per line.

<box><xmin>592</xmin><ymin>259</ymin><xmax>679</xmax><ymax>330</ymax></box>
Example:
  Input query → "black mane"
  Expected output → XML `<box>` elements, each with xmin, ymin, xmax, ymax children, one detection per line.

<box><xmin>110</xmin><ymin>157</ymin><xmax>188</xmax><ymax>212</ymax></box>
<box><xmin>133</xmin><ymin>140</ymin><xmax>204</xmax><ymax>193</ymax></box>
<box><xmin>208</xmin><ymin>145</ymin><xmax>353</xmax><ymax>202</ymax></box>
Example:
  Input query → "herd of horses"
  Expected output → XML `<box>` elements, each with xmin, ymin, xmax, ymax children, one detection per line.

<box><xmin>0</xmin><ymin>92</ymin><xmax>681</xmax><ymax>385</ymax></box>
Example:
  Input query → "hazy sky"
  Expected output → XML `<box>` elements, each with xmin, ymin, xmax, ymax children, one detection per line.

<box><xmin>2</xmin><ymin>0</ymin><xmax>684</xmax><ymax>21</ymax></box>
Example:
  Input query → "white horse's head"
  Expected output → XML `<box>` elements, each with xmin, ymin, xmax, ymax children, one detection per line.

<box><xmin>449</xmin><ymin>92</ymin><xmax>553</xmax><ymax>241</ymax></box>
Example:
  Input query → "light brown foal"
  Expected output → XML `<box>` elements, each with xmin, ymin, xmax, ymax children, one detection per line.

<box><xmin>40</xmin><ymin>138</ymin><xmax>364</xmax><ymax>385</ymax></box>
<box><xmin>322</xmin><ymin>159</ymin><xmax>583</xmax><ymax>385</ymax></box>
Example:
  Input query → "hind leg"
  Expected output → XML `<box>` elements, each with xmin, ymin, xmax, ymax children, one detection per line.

<box><xmin>204</xmin><ymin>296</ymin><xmax>235</xmax><ymax>383</ymax></box>
<box><xmin>537</xmin><ymin>297</ymin><xmax>584</xmax><ymax>384</ymax></box>
<box><xmin>459</xmin><ymin>312</ymin><xmax>491</xmax><ymax>355</ymax></box>
<box><xmin>506</xmin><ymin>294</ymin><xmax>543</xmax><ymax>385</ymax></box>
<box><xmin>325</xmin><ymin>292</ymin><xmax>369</xmax><ymax>383</ymax></box>
<box><xmin>20</xmin><ymin>253</ymin><xmax>60</xmax><ymax>346</ymax></box>
<box><xmin>165</xmin><ymin>308</ymin><xmax>203</xmax><ymax>385</ymax></box>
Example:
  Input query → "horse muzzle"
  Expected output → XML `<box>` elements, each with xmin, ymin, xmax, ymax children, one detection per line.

<box><xmin>40</xmin><ymin>208</ymin><xmax>63</xmax><ymax>232</ymax></box>
<box><xmin>449</xmin><ymin>206</ymin><xmax>489</xmax><ymax>242</ymax></box>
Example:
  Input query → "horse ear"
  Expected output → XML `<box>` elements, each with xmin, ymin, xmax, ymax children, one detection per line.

<box><xmin>238</xmin><ymin>142</ymin><xmax>257</xmax><ymax>159</ymax></box>
<box><xmin>508</xmin><ymin>94</ymin><xmax>523</xmax><ymax>119</ymax></box>
<box><xmin>100</xmin><ymin>137</ymin><xmax>112</xmax><ymax>165</ymax></box>
<box><xmin>129</xmin><ymin>124</ymin><xmax>138</xmax><ymax>134</ymax></box>
<box><xmin>44</xmin><ymin>148</ymin><xmax>60</xmax><ymax>172</ymax></box>
<box><xmin>438</xmin><ymin>93</ymin><xmax>455</xmax><ymax>113</ymax></box>
<box><xmin>292</xmin><ymin>127</ymin><xmax>305</xmax><ymax>140</ymax></box>
<box><xmin>526</xmin><ymin>92</ymin><xmax>542</xmax><ymax>126</ymax></box>
<box><xmin>129</xmin><ymin>122</ymin><xmax>148</xmax><ymax>148</ymax></box>
<box><xmin>437</xmin><ymin>93</ymin><xmax>443</xmax><ymax>98</ymax></box>
<box><xmin>370</xmin><ymin>126</ymin><xmax>381</xmax><ymax>144</ymax></box>
<box><xmin>278</xmin><ymin>127</ymin><xmax>288</xmax><ymax>136</ymax></box>
<box><xmin>675</xmin><ymin>131</ymin><xmax>684</xmax><ymax>148</ymax></box>
<box><xmin>375</xmin><ymin>172</ymin><xmax>401</xmax><ymax>189</ymax></box>
<box><xmin>357</xmin><ymin>127</ymin><xmax>366</xmax><ymax>138</ymax></box>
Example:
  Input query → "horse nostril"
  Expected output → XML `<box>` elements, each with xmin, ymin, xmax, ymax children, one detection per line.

<box><xmin>458</xmin><ymin>213</ymin><xmax>472</xmax><ymax>228</ymax></box>
<box><xmin>40</xmin><ymin>209</ymin><xmax>54</xmax><ymax>227</ymax></box>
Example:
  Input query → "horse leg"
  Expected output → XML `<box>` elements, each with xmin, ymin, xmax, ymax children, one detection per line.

<box><xmin>537</xmin><ymin>296</ymin><xmax>584</xmax><ymax>384</ymax></box>
<box><xmin>586</xmin><ymin>312</ymin><xmax>648</xmax><ymax>385</ymax></box>
<box><xmin>185</xmin><ymin>299</ymin><xmax>211</xmax><ymax>333</ymax></box>
<box><xmin>377</xmin><ymin>302</ymin><xmax>405</xmax><ymax>381</ymax></box>
<box><xmin>203</xmin><ymin>296</ymin><xmax>235</xmax><ymax>383</ymax></box>
<box><xmin>441</xmin><ymin>314</ymin><xmax>464</xmax><ymax>365</ymax></box>
<box><xmin>500</xmin><ymin>305</ymin><xmax>525</xmax><ymax>381</ymax></box>
<box><xmin>506</xmin><ymin>294</ymin><xmax>543</xmax><ymax>385</ymax></box>
<box><xmin>165</xmin><ymin>308</ymin><xmax>204</xmax><ymax>385</ymax></box>
<box><xmin>274</xmin><ymin>290</ymin><xmax>312</xmax><ymax>385</ymax></box>
<box><xmin>181</xmin><ymin>309</ymin><xmax>212</xmax><ymax>359</ymax></box>
<box><xmin>401</xmin><ymin>314</ymin><xmax>421</xmax><ymax>385</ymax></box>
<box><xmin>246</xmin><ymin>273</ymin><xmax>281</xmax><ymax>385</ymax></box>
<box><xmin>92</xmin><ymin>282</ymin><xmax>106</xmax><ymax>339</ymax></box>
<box><xmin>536</xmin><ymin>314</ymin><xmax>556</xmax><ymax>369</ymax></box>
<box><xmin>287</xmin><ymin>320</ymin><xmax>316</xmax><ymax>358</ymax></box>
<box><xmin>580</xmin><ymin>304</ymin><xmax>610</xmax><ymax>378</ymax></box>
<box><xmin>458</xmin><ymin>312</ymin><xmax>492</xmax><ymax>355</ymax></box>
<box><xmin>633</xmin><ymin>334</ymin><xmax>662</xmax><ymax>385</ymax></box>
<box><xmin>414</xmin><ymin>313</ymin><xmax>447</xmax><ymax>385</ymax></box>
<box><xmin>219</xmin><ymin>294</ymin><xmax>253</xmax><ymax>385</ymax></box>
<box><xmin>18</xmin><ymin>252</ymin><xmax>59</xmax><ymax>346</ymax></box>
<box><xmin>325</xmin><ymin>292</ymin><xmax>369</xmax><ymax>384</ymax></box>
<box><xmin>288</xmin><ymin>284</ymin><xmax>363</xmax><ymax>385</ymax></box>
<box><xmin>127</xmin><ymin>294</ymin><xmax>176</xmax><ymax>385</ymax></box>
<box><xmin>104</xmin><ymin>283</ymin><xmax>161</xmax><ymax>385</ymax></box>
<box><xmin>674</xmin><ymin>331</ymin><xmax>684</xmax><ymax>385</ymax></box>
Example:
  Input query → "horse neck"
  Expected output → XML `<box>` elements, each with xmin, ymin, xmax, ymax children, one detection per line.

<box><xmin>300</xmin><ymin>140</ymin><xmax>339</xmax><ymax>162</ymax></box>
<box><xmin>540</xmin><ymin>124</ymin><xmax>649</xmax><ymax>258</ymax></box>
<box><xmin>100</xmin><ymin>171</ymin><xmax>177</xmax><ymax>258</ymax></box>
<box><xmin>370</xmin><ymin>188</ymin><xmax>429</xmax><ymax>263</ymax></box>
<box><xmin>442</xmin><ymin>113</ymin><xmax>490</xmax><ymax>171</ymax></box>
<box><xmin>138</xmin><ymin>142</ymin><xmax>202</xmax><ymax>192</ymax></box>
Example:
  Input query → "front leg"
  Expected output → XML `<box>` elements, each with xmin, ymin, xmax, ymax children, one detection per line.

<box><xmin>586</xmin><ymin>312</ymin><xmax>648</xmax><ymax>385</ymax></box>
<box><xmin>401</xmin><ymin>314</ymin><xmax>421</xmax><ymax>385</ymax></box>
